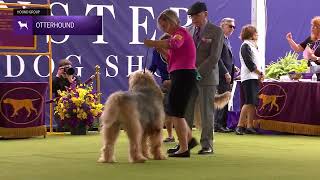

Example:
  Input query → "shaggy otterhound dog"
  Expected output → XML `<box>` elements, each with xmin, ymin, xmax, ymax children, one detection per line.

<box><xmin>98</xmin><ymin>70</ymin><xmax>166</xmax><ymax>163</ymax></box>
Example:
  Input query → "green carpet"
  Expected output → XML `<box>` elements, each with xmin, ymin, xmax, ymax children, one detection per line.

<box><xmin>1</xmin><ymin>131</ymin><xmax>319</xmax><ymax>180</ymax></box>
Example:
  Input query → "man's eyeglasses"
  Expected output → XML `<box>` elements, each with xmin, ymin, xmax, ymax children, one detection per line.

<box><xmin>228</xmin><ymin>24</ymin><xmax>236</xmax><ymax>29</ymax></box>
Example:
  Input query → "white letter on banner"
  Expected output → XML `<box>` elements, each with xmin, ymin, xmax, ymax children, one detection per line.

<box><xmin>170</xmin><ymin>7</ymin><xmax>192</xmax><ymax>27</ymax></box>
<box><xmin>105</xmin><ymin>55</ymin><xmax>119</xmax><ymax>77</ymax></box>
<box><xmin>129</xmin><ymin>6</ymin><xmax>156</xmax><ymax>45</ymax></box>
<box><xmin>85</xmin><ymin>4</ymin><xmax>115</xmax><ymax>44</ymax></box>
<box><xmin>34</xmin><ymin>55</ymin><xmax>54</xmax><ymax>77</ymax></box>
<box><xmin>127</xmin><ymin>56</ymin><xmax>143</xmax><ymax>76</ymax></box>
<box><xmin>47</xmin><ymin>2</ymin><xmax>70</xmax><ymax>44</ymax></box>
<box><xmin>66</xmin><ymin>55</ymin><xmax>82</xmax><ymax>77</ymax></box>
<box><xmin>5</xmin><ymin>55</ymin><xmax>25</xmax><ymax>77</ymax></box>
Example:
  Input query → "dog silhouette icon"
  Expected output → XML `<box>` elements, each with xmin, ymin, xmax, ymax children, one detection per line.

<box><xmin>3</xmin><ymin>98</ymin><xmax>40</xmax><ymax>117</ymax></box>
<box><xmin>17</xmin><ymin>21</ymin><xmax>28</xmax><ymax>30</ymax></box>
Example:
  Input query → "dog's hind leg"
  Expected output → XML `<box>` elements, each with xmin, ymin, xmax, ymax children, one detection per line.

<box><xmin>125</xmin><ymin>115</ymin><xmax>146</xmax><ymax>163</ymax></box>
<box><xmin>30</xmin><ymin>106</ymin><xmax>38</xmax><ymax>115</ymax></box>
<box><xmin>141</xmin><ymin>132</ymin><xmax>151</xmax><ymax>159</ymax></box>
<box><xmin>150</xmin><ymin>128</ymin><xmax>166</xmax><ymax>160</ymax></box>
<box><xmin>26</xmin><ymin>108</ymin><xmax>32</xmax><ymax>117</ymax></box>
<box><xmin>273</xmin><ymin>100</ymin><xmax>280</xmax><ymax>111</ymax></box>
<box><xmin>97</xmin><ymin>123</ymin><xmax>120</xmax><ymax>163</ymax></box>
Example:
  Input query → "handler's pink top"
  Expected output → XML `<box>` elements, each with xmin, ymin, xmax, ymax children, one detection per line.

<box><xmin>167</xmin><ymin>27</ymin><xmax>196</xmax><ymax>73</ymax></box>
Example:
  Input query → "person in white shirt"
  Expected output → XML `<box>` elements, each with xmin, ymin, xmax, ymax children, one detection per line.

<box><xmin>235</xmin><ymin>25</ymin><xmax>264</xmax><ymax>135</ymax></box>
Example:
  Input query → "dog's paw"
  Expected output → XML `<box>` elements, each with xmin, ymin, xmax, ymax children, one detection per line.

<box><xmin>97</xmin><ymin>157</ymin><xmax>107</xmax><ymax>163</ymax></box>
<box><xmin>97</xmin><ymin>157</ymin><xmax>116</xmax><ymax>163</ymax></box>
<box><xmin>132</xmin><ymin>158</ymin><xmax>146</xmax><ymax>163</ymax></box>
<box><xmin>154</xmin><ymin>154</ymin><xmax>167</xmax><ymax>160</ymax></box>
<box><xmin>131</xmin><ymin>155</ymin><xmax>147</xmax><ymax>163</ymax></box>
<box><xmin>142</xmin><ymin>153</ymin><xmax>152</xmax><ymax>160</ymax></box>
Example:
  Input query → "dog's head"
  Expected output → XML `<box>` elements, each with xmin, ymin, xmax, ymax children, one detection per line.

<box><xmin>3</xmin><ymin>98</ymin><xmax>10</xmax><ymax>104</ymax></box>
<box><xmin>258</xmin><ymin>94</ymin><xmax>265</xmax><ymax>99</ymax></box>
<box><xmin>128</xmin><ymin>70</ymin><xmax>158</xmax><ymax>90</ymax></box>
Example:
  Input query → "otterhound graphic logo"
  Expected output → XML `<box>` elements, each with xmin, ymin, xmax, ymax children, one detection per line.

<box><xmin>17</xmin><ymin>21</ymin><xmax>28</xmax><ymax>30</ymax></box>
<box><xmin>0</xmin><ymin>87</ymin><xmax>44</xmax><ymax>125</ymax></box>
<box><xmin>258</xmin><ymin>94</ymin><xmax>285</xmax><ymax>112</ymax></box>
<box><xmin>256</xmin><ymin>84</ymin><xmax>287</xmax><ymax>118</ymax></box>
<box><xmin>3</xmin><ymin>98</ymin><xmax>39</xmax><ymax>117</ymax></box>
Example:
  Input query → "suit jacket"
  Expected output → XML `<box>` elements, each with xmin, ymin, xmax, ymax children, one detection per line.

<box><xmin>218</xmin><ymin>38</ymin><xmax>234</xmax><ymax>85</ymax></box>
<box><xmin>187</xmin><ymin>22</ymin><xmax>224</xmax><ymax>86</ymax></box>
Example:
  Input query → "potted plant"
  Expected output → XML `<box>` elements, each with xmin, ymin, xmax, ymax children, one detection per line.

<box><xmin>54</xmin><ymin>84</ymin><xmax>103</xmax><ymax>135</ymax></box>
<box><xmin>265</xmin><ymin>52</ymin><xmax>308</xmax><ymax>80</ymax></box>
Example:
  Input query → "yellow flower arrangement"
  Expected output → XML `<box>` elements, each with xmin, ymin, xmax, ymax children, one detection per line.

<box><xmin>54</xmin><ymin>84</ymin><xmax>103</xmax><ymax>127</ymax></box>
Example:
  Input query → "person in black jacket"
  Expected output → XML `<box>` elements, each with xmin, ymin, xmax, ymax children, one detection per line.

<box><xmin>215</xmin><ymin>18</ymin><xmax>239</xmax><ymax>133</ymax></box>
<box><xmin>52</xmin><ymin>59</ymin><xmax>80</xmax><ymax>131</ymax></box>
<box><xmin>52</xmin><ymin>59</ymin><xmax>80</xmax><ymax>97</ymax></box>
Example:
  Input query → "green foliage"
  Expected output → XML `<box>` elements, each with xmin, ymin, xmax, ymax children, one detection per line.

<box><xmin>265</xmin><ymin>52</ymin><xmax>308</xmax><ymax>79</ymax></box>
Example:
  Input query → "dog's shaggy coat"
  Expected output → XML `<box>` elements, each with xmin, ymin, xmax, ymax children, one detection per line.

<box><xmin>98</xmin><ymin>70</ymin><xmax>166</xmax><ymax>163</ymax></box>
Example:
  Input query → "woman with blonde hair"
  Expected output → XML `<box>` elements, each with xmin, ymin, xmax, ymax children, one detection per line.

<box><xmin>286</xmin><ymin>16</ymin><xmax>320</xmax><ymax>65</ymax></box>
<box><xmin>144</xmin><ymin>9</ymin><xmax>198</xmax><ymax>157</ymax></box>
<box><xmin>148</xmin><ymin>33</ymin><xmax>175</xmax><ymax>143</ymax></box>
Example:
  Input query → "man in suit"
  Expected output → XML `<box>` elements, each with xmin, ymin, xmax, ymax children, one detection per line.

<box><xmin>214</xmin><ymin>18</ymin><xmax>237</xmax><ymax>133</ymax></box>
<box><xmin>185</xmin><ymin>1</ymin><xmax>224</xmax><ymax>155</ymax></box>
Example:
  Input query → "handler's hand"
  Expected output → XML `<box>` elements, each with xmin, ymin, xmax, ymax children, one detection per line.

<box><xmin>144</xmin><ymin>39</ymin><xmax>154</xmax><ymax>48</ymax></box>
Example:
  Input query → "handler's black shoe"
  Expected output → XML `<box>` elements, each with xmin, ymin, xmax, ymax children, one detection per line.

<box><xmin>168</xmin><ymin>150</ymin><xmax>190</xmax><ymax>158</ymax></box>
<box><xmin>235</xmin><ymin>126</ymin><xmax>246</xmax><ymax>135</ymax></box>
<box><xmin>167</xmin><ymin>137</ymin><xmax>199</xmax><ymax>154</ymax></box>
<box><xmin>198</xmin><ymin>148</ymin><xmax>214</xmax><ymax>155</ymax></box>
<box><xmin>245</xmin><ymin>128</ymin><xmax>258</xmax><ymax>134</ymax></box>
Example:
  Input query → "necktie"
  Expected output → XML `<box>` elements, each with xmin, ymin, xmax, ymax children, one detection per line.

<box><xmin>225</xmin><ymin>37</ymin><xmax>231</xmax><ymax>50</ymax></box>
<box><xmin>194</xmin><ymin>27</ymin><xmax>201</xmax><ymax>45</ymax></box>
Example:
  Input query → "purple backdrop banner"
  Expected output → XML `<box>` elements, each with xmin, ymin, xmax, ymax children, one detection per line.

<box><xmin>266</xmin><ymin>0</ymin><xmax>320</xmax><ymax>64</ymax></box>
<box><xmin>0</xmin><ymin>0</ymin><xmax>251</xmax><ymax>126</ymax></box>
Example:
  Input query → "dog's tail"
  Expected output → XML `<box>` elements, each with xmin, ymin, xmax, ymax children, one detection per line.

<box><xmin>100</xmin><ymin>91</ymin><xmax>126</xmax><ymax>128</ymax></box>
<box><xmin>214</xmin><ymin>91</ymin><xmax>231</xmax><ymax>110</ymax></box>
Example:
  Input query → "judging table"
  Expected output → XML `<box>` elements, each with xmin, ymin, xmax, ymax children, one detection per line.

<box><xmin>0</xmin><ymin>82</ymin><xmax>48</xmax><ymax>138</ymax></box>
<box><xmin>227</xmin><ymin>80</ymin><xmax>320</xmax><ymax>135</ymax></box>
